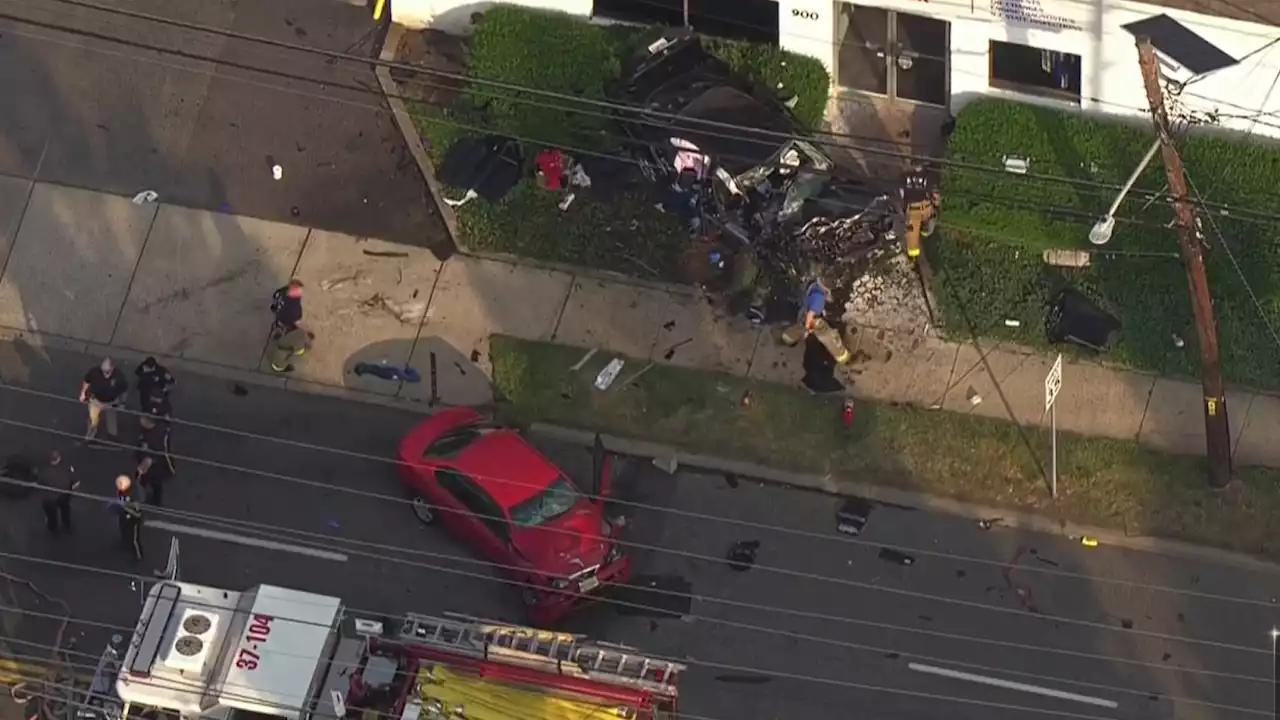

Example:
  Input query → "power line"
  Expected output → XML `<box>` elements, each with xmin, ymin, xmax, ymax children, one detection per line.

<box><xmin>0</xmin><ymin>541</ymin><xmax>1272</xmax><ymax>705</ymax></box>
<box><xmin>0</xmin><ymin>648</ymin><xmax>1140</xmax><ymax>720</ymax></box>
<box><xmin>1</xmin><ymin>625</ymin><xmax>1268</xmax><ymax>718</ymax></box>
<box><xmin>0</xmin><ymin>376</ymin><xmax>1276</xmax><ymax>609</ymax></box>
<box><xmin>3</xmin><ymin>6</ymin><xmax>1276</xmax><ymax>241</ymax></box>
<box><xmin>0</xmin><ymin>477</ymin><xmax>1274</xmax><ymax>678</ymax></box>
<box><xmin>24</xmin><ymin>0</ymin><xmax>1280</xmax><ymax>224</ymax></box>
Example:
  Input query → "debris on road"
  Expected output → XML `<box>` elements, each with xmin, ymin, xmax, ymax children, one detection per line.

<box><xmin>131</xmin><ymin>190</ymin><xmax>158</xmax><ymax>204</ymax></box>
<box><xmin>652</xmin><ymin>455</ymin><xmax>679</xmax><ymax>475</ymax></box>
<box><xmin>614</xmin><ymin>574</ymin><xmax>692</xmax><ymax>618</ymax></box>
<box><xmin>723</xmin><ymin>472</ymin><xmax>739</xmax><ymax>489</ymax></box>
<box><xmin>878</xmin><ymin>548</ymin><xmax>915</xmax><ymax>566</ymax></box>
<box><xmin>836</xmin><ymin>497</ymin><xmax>872</xmax><ymax>536</ymax></box>
<box><xmin>977</xmin><ymin>517</ymin><xmax>1004</xmax><ymax>530</ymax></box>
<box><xmin>726</xmin><ymin>540</ymin><xmax>760</xmax><ymax>571</ymax></box>
<box><xmin>272</xmin><ymin>164</ymin><xmax>283</xmax><ymax>180</ymax></box>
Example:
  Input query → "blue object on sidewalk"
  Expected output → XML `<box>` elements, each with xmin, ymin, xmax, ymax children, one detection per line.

<box><xmin>353</xmin><ymin>362</ymin><xmax>422</xmax><ymax>383</ymax></box>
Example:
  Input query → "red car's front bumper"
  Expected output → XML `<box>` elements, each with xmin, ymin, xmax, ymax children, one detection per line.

<box><xmin>524</xmin><ymin>555</ymin><xmax>633</xmax><ymax>627</ymax></box>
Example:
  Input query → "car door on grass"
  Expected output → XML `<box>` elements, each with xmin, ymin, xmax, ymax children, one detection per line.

<box><xmin>434</xmin><ymin>467</ymin><xmax>512</xmax><ymax>563</ymax></box>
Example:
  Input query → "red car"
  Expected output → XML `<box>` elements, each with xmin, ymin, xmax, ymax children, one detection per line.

<box><xmin>398</xmin><ymin>408</ymin><xmax>630</xmax><ymax>626</ymax></box>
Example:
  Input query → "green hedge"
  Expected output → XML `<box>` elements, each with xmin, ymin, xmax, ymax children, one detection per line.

<box><xmin>412</xmin><ymin>5</ymin><xmax>830</xmax><ymax>278</ymax></box>
<box><xmin>935</xmin><ymin>98</ymin><xmax>1280</xmax><ymax>388</ymax></box>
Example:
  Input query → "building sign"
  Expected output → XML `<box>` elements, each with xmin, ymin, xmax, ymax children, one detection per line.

<box><xmin>990</xmin><ymin>0</ymin><xmax>1082</xmax><ymax>30</ymax></box>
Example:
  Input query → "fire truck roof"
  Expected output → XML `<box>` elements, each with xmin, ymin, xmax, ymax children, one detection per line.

<box><xmin>116</xmin><ymin>582</ymin><xmax>343</xmax><ymax>720</ymax></box>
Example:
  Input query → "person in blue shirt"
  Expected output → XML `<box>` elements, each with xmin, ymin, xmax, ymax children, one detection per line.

<box><xmin>802</xmin><ymin>277</ymin><xmax>832</xmax><ymax>332</ymax></box>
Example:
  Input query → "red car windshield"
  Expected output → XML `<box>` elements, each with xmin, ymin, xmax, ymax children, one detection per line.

<box><xmin>509</xmin><ymin>477</ymin><xmax>580</xmax><ymax>527</ymax></box>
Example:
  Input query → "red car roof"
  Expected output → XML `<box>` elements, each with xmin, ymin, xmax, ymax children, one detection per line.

<box><xmin>454</xmin><ymin>431</ymin><xmax>562</xmax><ymax>510</ymax></box>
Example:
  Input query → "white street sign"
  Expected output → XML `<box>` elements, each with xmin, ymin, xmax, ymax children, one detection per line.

<box><xmin>1045</xmin><ymin>354</ymin><xmax>1063</xmax><ymax>412</ymax></box>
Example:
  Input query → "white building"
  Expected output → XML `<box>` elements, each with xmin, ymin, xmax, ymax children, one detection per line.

<box><xmin>391</xmin><ymin>0</ymin><xmax>1280</xmax><ymax>139</ymax></box>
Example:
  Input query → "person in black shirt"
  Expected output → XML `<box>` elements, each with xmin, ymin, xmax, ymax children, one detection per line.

<box><xmin>79</xmin><ymin>358</ymin><xmax>128</xmax><ymax>442</ymax></box>
<box><xmin>135</xmin><ymin>416</ymin><xmax>174</xmax><ymax>506</ymax></box>
<box><xmin>39</xmin><ymin>451</ymin><xmax>78</xmax><ymax>534</ymax></box>
<box><xmin>268</xmin><ymin>280</ymin><xmax>313</xmax><ymax>373</ymax></box>
<box><xmin>135</xmin><ymin>357</ymin><xmax>175</xmax><ymax>419</ymax></box>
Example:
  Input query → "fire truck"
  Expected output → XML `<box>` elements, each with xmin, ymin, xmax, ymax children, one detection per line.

<box><xmin>80</xmin><ymin>577</ymin><xmax>684</xmax><ymax>720</ymax></box>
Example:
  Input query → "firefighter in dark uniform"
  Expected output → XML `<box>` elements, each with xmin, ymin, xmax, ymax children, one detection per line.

<box><xmin>901</xmin><ymin>162</ymin><xmax>939</xmax><ymax>259</ymax></box>
<box><xmin>111</xmin><ymin>474</ymin><xmax>145</xmax><ymax>561</ymax></box>
<box><xmin>135</xmin><ymin>415</ymin><xmax>174</xmax><ymax>507</ymax></box>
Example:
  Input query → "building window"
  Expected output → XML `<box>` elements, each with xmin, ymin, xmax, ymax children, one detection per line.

<box><xmin>989</xmin><ymin>40</ymin><xmax>1081</xmax><ymax>102</ymax></box>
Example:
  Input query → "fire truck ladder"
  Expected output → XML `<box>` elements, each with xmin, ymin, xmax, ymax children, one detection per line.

<box><xmin>398</xmin><ymin>612</ymin><xmax>683</xmax><ymax>695</ymax></box>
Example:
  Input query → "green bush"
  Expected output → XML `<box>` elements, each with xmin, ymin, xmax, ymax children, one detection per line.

<box><xmin>410</xmin><ymin>4</ymin><xmax>831</xmax><ymax>279</ymax></box>
<box><xmin>936</xmin><ymin>98</ymin><xmax>1280</xmax><ymax>388</ymax></box>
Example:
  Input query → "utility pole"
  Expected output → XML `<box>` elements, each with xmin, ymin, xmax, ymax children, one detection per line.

<box><xmin>1135</xmin><ymin>38</ymin><xmax>1232</xmax><ymax>488</ymax></box>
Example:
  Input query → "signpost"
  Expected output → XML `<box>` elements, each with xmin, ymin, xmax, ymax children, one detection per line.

<box><xmin>1045</xmin><ymin>354</ymin><xmax>1063</xmax><ymax>499</ymax></box>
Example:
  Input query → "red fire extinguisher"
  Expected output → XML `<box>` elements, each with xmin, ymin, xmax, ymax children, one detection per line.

<box><xmin>841</xmin><ymin>398</ymin><xmax>855</xmax><ymax>426</ymax></box>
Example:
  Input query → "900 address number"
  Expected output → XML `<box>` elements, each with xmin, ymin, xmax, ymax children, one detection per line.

<box><xmin>792</xmin><ymin>8</ymin><xmax>819</xmax><ymax>20</ymax></box>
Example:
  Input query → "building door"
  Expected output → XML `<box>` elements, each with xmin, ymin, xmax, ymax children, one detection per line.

<box><xmin>837</xmin><ymin>4</ymin><xmax>950</xmax><ymax>106</ymax></box>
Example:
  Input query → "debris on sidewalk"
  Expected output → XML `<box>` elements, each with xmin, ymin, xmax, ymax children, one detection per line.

<box><xmin>726</xmin><ymin>540</ymin><xmax>760</xmax><ymax>571</ymax></box>
<box><xmin>363</xmin><ymin>249</ymin><xmax>411</xmax><ymax>258</ymax></box>
<box><xmin>594</xmin><ymin>358</ymin><xmax>625</xmax><ymax>390</ymax></box>
<box><xmin>966</xmin><ymin>387</ymin><xmax>982</xmax><ymax>406</ymax></box>
<box><xmin>661</xmin><ymin>337</ymin><xmax>693</xmax><ymax>361</ymax></box>
<box><xmin>132</xmin><ymin>190</ymin><xmax>158</xmax><ymax>204</ymax></box>
<box><xmin>320</xmin><ymin>271</ymin><xmax>367</xmax><ymax>292</ymax></box>
<box><xmin>359</xmin><ymin>293</ymin><xmax>426</xmax><ymax>324</ymax></box>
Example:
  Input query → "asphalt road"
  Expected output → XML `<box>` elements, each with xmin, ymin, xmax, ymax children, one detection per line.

<box><xmin>0</xmin><ymin>0</ymin><xmax>452</xmax><ymax>255</ymax></box>
<box><xmin>0</xmin><ymin>339</ymin><xmax>1276</xmax><ymax>720</ymax></box>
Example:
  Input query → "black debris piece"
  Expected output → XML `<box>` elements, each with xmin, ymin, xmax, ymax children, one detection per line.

<box><xmin>231</xmin><ymin>383</ymin><xmax>249</xmax><ymax>397</ymax></box>
<box><xmin>883</xmin><ymin>652</ymin><xmax>900</xmax><ymax>660</ymax></box>
<box><xmin>662</xmin><ymin>320</ymin><xmax>676</xmax><ymax>330</ymax></box>
<box><xmin>1148</xmin><ymin>695</ymin><xmax>1159</xmax><ymax>702</ymax></box>
<box><xmin>363</xmin><ymin>250</ymin><xmax>411</xmax><ymax>258</ymax></box>
<box><xmin>1029</xmin><ymin>548</ymin><xmax>1038</xmax><ymax>555</ymax></box>
<box><xmin>917</xmin><ymin>615</ymin><xmax>933</xmax><ymax>622</ymax></box>
<box><xmin>1162</xmin><ymin>652</ymin><xmax>1172</xmax><ymax>661</ymax></box>
<box><xmin>1035</xmin><ymin>556</ymin><xmax>1061</xmax><ymax>567</ymax></box>
<box><xmin>878</xmin><ymin>548</ymin><xmax>915</xmax><ymax>566</ymax></box>
<box><xmin>290</xmin><ymin>206</ymin><xmax>301</xmax><ymax>218</ymax></box>
<box><xmin>723</xmin><ymin>473</ymin><xmax>740</xmax><ymax>489</ymax></box>
<box><xmin>1121</xmin><ymin>618</ymin><xmax>1134</xmax><ymax>629</ymax></box>
<box><xmin>726</xmin><ymin>540</ymin><xmax>760</xmax><ymax>571</ymax></box>
<box><xmin>977</xmin><ymin>517</ymin><xmax>1004</xmax><ymax>530</ymax></box>
<box><xmin>648</xmin><ymin>620</ymin><xmax>658</xmax><ymax>633</ymax></box>
<box><xmin>955</xmin><ymin>569</ymin><xmax>966</xmax><ymax>578</ymax></box>
<box><xmin>1176</xmin><ymin>613</ymin><xmax>1185</xmax><ymax>623</ymax></box>
<box><xmin>470</xmin><ymin>349</ymin><xmax>481</xmax><ymax>363</ymax></box>
<box><xmin>836</xmin><ymin>497</ymin><xmax>872</xmax><ymax>536</ymax></box>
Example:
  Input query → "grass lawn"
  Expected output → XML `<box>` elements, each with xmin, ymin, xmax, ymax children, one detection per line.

<box><xmin>490</xmin><ymin>334</ymin><xmax>1280</xmax><ymax>559</ymax></box>
<box><xmin>406</xmin><ymin>5</ymin><xmax>830</xmax><ymax>281</ymax></box>
<box><xmin>935</xmin><ymin>98</ymin><xmax>1280</xmax><ymax>389</ymax></box>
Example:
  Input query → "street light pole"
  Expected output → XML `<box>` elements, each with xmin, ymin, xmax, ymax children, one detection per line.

<box><xmin>1136</xmin><ymin>38</ymin><xmax>1233</xmax><ymax>488</ymax></box>
<box><xmin>683</xmin><ymin>0</ymin><xmax>690</xmax><ymax>28</ymax></box>
<box><xmin>1090</xmin><ymin>139</ymin><xmax>1161</xmax><ymax>245</ymax></box>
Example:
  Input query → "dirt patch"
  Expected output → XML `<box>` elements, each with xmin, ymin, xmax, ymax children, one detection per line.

<box><xmin>394</xmin><ymin>29</ymin><xmax>469</xmax><ymax>106</ymax></box>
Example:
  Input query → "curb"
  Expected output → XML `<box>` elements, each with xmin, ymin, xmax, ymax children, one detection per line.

<box><xmin>528</xmin><ymin>422</ymin><xmax>1280</xmax><ymax>574</ymax></box>
<box><xmin>372</xmin><ymin>25</ymin><xmax>697</xmax><ymax>298</ymax></box>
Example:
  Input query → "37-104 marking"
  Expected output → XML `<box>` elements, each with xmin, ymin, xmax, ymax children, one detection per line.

<box><xmin>236</xmin><ymin>614</ymin><xmax>275</xmax><ymax>671</ymax></box>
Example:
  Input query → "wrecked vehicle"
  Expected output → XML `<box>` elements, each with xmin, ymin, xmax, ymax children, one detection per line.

<box><xmin>615</xmin><ymin>31</ymin><xmax>939</xmax><ymax>328</ymax></box>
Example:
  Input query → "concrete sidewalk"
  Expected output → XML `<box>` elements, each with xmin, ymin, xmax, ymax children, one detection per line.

<box><xmin>0</xmin><ymin>172</ymin><xmax>1275</xmax><ymax>467</ymax></box>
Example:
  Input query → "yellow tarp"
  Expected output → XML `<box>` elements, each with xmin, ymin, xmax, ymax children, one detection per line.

<box><xmin>416</xmin><ymin>666</ymin><xmax>634</xmax><ymax>720</ymax></box>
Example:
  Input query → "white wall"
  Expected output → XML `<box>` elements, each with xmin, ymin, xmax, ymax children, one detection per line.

<box><xmin>777</xmin><ymin>0</ymin><xmax>1280</xmax><ymax>139</ymax></box>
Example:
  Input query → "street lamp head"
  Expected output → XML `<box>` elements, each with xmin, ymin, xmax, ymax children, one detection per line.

<box><xmin>1270</xmin><ymin>627</ymin><xmax>1279</xmax><ymax>639</ymax></box>
<box><xmin>1089</xmin><ymin>216</ymin><xmax>1116</xmax><ymax>245</ymax></box>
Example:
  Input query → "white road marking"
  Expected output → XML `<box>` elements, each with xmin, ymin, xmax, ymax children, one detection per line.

<box><xmin>149</xmin><ymin>521</ymin><xmax>349</xmax><ymax>562</ymax></box>
<box><xmin>907</xmin><ymin>663</ymin><xmax>1119</xmax><ymax>709</ymax></box>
